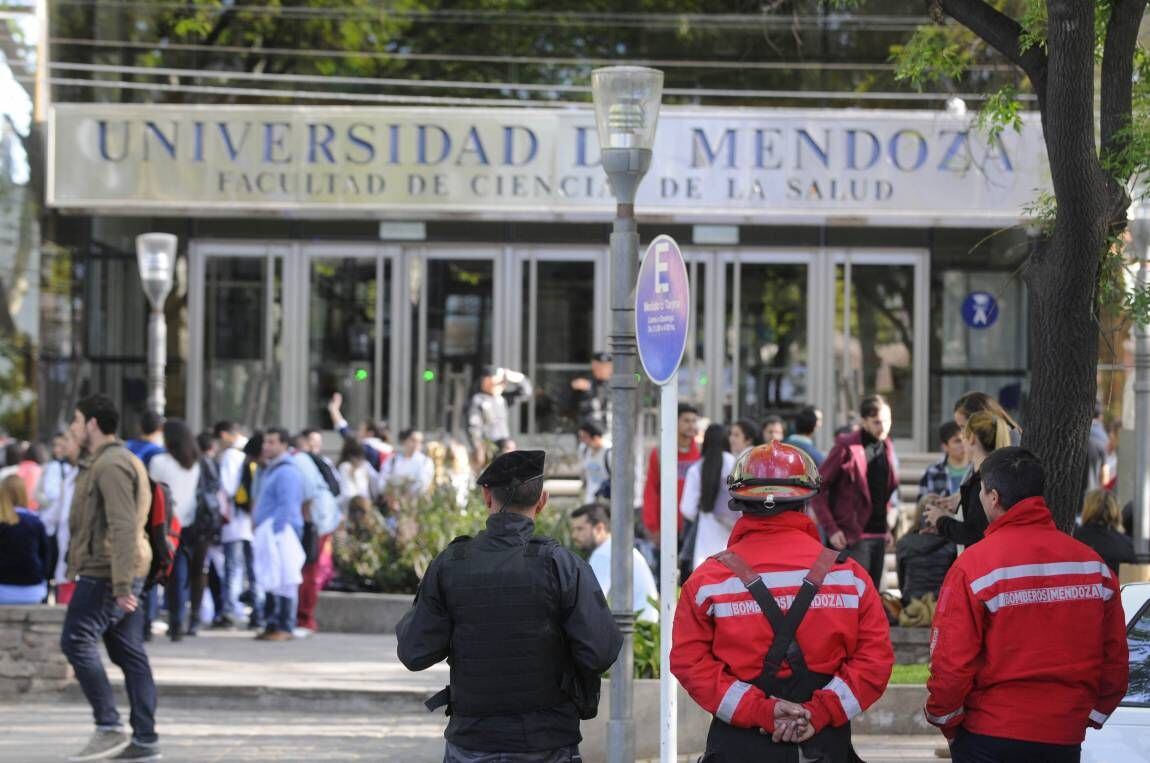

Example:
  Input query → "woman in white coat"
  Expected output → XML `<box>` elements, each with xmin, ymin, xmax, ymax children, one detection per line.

<box><xmin>680</xmin><ymin>424</ymin><xmax>739</xmax><ymax>571</ymax></box>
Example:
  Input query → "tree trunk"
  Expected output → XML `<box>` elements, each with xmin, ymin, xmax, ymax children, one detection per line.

<box><xmin>1019</xmin><ymin>0</ymin><xmax>1109</xmax><ymax>532</ymax></box>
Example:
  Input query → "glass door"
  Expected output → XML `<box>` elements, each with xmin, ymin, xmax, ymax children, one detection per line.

<box><xmin>830</xmin><ymin>251</ymin><xmax>929</xmax><ymax>450</ymax></box>
<box><xmin>409</xmin><ymin>250</ymin><xmax>501</xmax><ymax>435</ymax></box>
<box><xmin>519</xmin><ymin>249</ymin><xmax>606</xmax><ymax>435</ymax></box>
<box><xmin>721</xmin><ymin>253</ymin><xmax>813</xmax><ymax>426</ymax></box>
<box><xmin>301</xmin><ymin>245</ymin><xmax>394</xmax><ymax>431</ymax></box>
<box><xmin>188</xmin><ymin>243</ymin><xmax>286</xmax><ymax>433</ymax></box>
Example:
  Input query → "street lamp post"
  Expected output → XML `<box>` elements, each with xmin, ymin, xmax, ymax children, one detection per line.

<box><xmin>591</xmin><ymin>65</ymin><xmax>663</xmax><ymax>763</ymax></box>
<box><xmin>135</xmin><ymin>233</ymin><xmax>177</xmax><ymax>416</ymax></box>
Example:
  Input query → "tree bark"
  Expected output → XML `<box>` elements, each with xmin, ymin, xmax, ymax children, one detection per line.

<box><xmin>1019</xmin><ymin>0</ymin><xmax>1109</xmax><ymax>531</ymax></box>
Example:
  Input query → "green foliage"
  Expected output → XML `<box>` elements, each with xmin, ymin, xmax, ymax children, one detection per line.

<box><xmin>632</xmin><ymin>599</ymin><xmax>662</xmax><ymax>679</ymax></box>
<box><xmin>974</xmin><ymin>86</ymin><xmax>1024</xmax><ymax>141</ymax></box>
<box><xmin>891</xmin><ymin>26</ymin><xmax>970</xmax><ymax>89</ymax></box>
<box><xmin>890</xmin><ymin>663</ymin><xmax>930</xmax><ymax>685</ymax></box>
<box><xmin>1018</xmin><ymin>0</ymin><xmax>1047</xmax><ymax>53</ymax></box>
<box><xmin>332</xmin><ymin>481</ymin><xmax>577</xmax><ymax>593</ymax></box>
<box><xmin>1022</xmin><ymin>191</ymin><xmax>1057</xmax><ymax>236</ymax></box>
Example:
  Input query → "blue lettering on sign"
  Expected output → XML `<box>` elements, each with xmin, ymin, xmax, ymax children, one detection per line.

<box><xmin>961</xmin><ymin>291</ymin><xmax>999</xmax><ymax>329</ymax></box>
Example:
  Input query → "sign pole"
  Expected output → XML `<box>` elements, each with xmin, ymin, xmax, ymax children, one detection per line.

<box><xmin>658</xmin><ymin>370</ymin><xmax>678</xmax><ymax>763</ymax></box>
<box><xmin>634</xmin><ymin>233</ymin><xmax>689</xmax><ymax>763</ymax></box>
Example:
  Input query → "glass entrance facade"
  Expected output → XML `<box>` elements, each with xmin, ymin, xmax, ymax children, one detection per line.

<box><xmin>187</xmin><ymin>241</ymin><xmax>931</xmax><ymax>451</ymax></box>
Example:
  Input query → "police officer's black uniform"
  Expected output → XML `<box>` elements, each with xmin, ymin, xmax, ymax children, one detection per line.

<box><xmin>396</xmin><ymin>450</ymin><xmax>623</xmax><ymax>763</ymax></box>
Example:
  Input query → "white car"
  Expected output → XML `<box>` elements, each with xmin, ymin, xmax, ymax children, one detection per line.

<box><xmin>1082</xmin><ymin>582</ymin><xmax>1150</xmax><ymax>763</ymax></box>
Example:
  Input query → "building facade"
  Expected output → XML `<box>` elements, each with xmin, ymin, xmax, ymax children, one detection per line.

<box><xmin>39</xmin><ymin>102</ymin><xmax>1046</xmax><ymax>453</ymax></box>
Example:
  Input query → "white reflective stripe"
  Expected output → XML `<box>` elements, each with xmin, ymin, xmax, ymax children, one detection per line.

<box><xmin>970</xmin><ymin>561</ymin><xmax>1111</xmax><ymax>594</ymax></box>
<box><xmin>716</xmin><ymin>680</ymin><xmax>752</xmax><ymax>724</ymax></box>
<box><xmin>695</xmin><ymin>577</ymin><xmax>747</xmax><ymax>605</ymax></box>
<box><xmin>925</xmin><ymin>707</ymin><xmax>964</xmax><ymax>725</ymax></box>
<box><xmin>824</xmin><ymin>676</ymin><xmax>862</xmax><ymax>720</ymax></box>
<box><xmin>1089</xmin><ymin>709</ymin><xmax>1108</xmax><ymax>725</ymax></box>
<box><xmin>983</xmin><ymin>583</ymin><xmax>1110</xmax><ymax>612</ymax></box>
<box><xmin>695</xmin><ymin>570</ymin><xmax>867</xmax><ymax>606</ymax></box>
<box><xmin>711</xmin><ymin>593</ymin><xmax>860</xmax><ymax>617</ymax></box>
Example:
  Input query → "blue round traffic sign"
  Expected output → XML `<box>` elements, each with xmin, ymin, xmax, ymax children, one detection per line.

<box><xmin>961</xmin><ymin>291</ymin><xmax>999</xmax><ymax>330</ymax></box>
<box><xmin>635</xmin><ymin>235</ymin><xmax>690</xmax><ymax>386</ymax></box>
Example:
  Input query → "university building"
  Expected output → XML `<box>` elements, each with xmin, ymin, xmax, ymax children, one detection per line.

<box><xmin>38</xmin><ymin>102</ymin><xmax>1046</xmax><ymax>454</ymax></box>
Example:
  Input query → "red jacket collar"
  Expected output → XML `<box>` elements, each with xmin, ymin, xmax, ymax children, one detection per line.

<box><xmin>984</xmin><ymin>495</ymin><xmax>1054</xmax><ymax>537</ymax></box>
<box><xmin>728</xmin><ymin>509</ymin><xmax>822</xmax><ymax>545</ymax></box>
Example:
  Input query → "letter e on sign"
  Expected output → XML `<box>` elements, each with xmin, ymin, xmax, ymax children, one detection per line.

<box><xmin>635</xmin><ymin>235</ymin><xmax>690</xmax><ymax>386</ymax></box>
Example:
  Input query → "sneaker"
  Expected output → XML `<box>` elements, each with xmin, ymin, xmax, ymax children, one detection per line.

<box><xmin>262</xmin><ymin>630</ymin><xmax>293</xmax><ymax>642</ymax></box>
<box><xmin>210</xmin><ymin>615</ymin><xmax>235</xmax><ymax>630</ymax></box>
<box><xmin>110</xmin><ymin>742</ymin><xmax>162</xmax><ymax>762</ymax></box>
<box><xmin>67</xmin><ymin>729</ymin><xmax>130</xmax><ymax>761</ymax></box>
<box><xmin>292</xmin><ymin>627</ymin><xmax>314</xmax><ymax>639</ymax></box>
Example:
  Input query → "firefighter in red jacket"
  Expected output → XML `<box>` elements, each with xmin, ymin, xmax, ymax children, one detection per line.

<box><xmin>671</xmin><ymin>442</ymin><xmax>894</xmax><ymax>762</ymax></box>
<box><xmin>926</xmin><ymin>447</ymin><xmax>1129</xmax><ymax>762</ymax></box>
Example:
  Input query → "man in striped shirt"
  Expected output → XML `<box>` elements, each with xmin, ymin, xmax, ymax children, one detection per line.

<box><xmin>925</xmin><ymin>447</ymin><xmax>1128</xmax><ymax>762</ymax></box>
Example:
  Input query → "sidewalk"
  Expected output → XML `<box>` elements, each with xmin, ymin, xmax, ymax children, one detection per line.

<box><xmin>0</xmin><ymin>630</ymin><xmax>942</xmax><ymax>762</ymax></box>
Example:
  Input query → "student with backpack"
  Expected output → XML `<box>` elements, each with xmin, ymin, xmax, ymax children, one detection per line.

<box><xmin>148</xmin><ymin>420</ymin><xmax>202</xmax><ymax>640</ymax></box>
<box><xmin>60</xmin><ymin>394</ymin><xmax>160</xmax><ymax>763</ymax></box>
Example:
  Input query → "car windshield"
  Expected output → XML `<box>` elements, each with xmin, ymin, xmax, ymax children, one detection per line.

<box><xmin>1126</xmin><ymin>599</ymin><xmax>1150</xmax><ymax>706</ymax></box>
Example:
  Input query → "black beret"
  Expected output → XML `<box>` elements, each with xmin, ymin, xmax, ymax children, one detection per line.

<box><xmin>476</xmin><ymin>450</ymin><xmax>546</xmax><ymax>488</ymax></box>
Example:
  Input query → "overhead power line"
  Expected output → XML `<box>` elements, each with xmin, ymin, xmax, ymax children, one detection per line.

<box><xmin>47</xmin><ymin>66</ymin><xmax>1037</xmax><ymax>105</ymax></box>
<box><xmin>47</xmin><ymin>37</ymin><xmax>1022</xmax><ymax>73</ymax></box>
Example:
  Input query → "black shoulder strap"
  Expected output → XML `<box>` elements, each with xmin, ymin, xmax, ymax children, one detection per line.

<box><xmin>714</xmin><ymin>547</ymin><xmax>847</xmax><ymax>681</ymax></box>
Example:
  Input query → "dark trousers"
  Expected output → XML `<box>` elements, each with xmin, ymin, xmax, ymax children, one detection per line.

<box><xmin>168</xmin><ymin>527</ymin><xmax>209</xmax><ymax>633</ymax></box>
<box><xmin>846</xmin><ymin>537</ymin><xmax>886</xmax><ymax>589</ymax></box>
<box><xmin>951</xmin><ymin>730</ymin><xmax>1080</xmax><ymax>763</ymax></box>
<box><xmin>60</xmin><ymin>576</ymin><xmax>158</xmax><ymax>744</ymax></box>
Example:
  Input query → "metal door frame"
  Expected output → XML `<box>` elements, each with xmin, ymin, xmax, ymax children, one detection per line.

<box><xmin>822</xmin><ymin>248</ymin><xmax>930</xmax><ymax>453</ymax></box>
<box><xmin>187</xmin><ymin>240</ymin><xmax>291</xmax><ymax>434</ymax></box>
<box><xmin>510</xmin><ymin>246</ymin><xmax>609</xmax><ymax>434</ymax></box>
<box><xmin>296</xmin><ymin>243</ymin><xmax>402</xmax><ymax>433</ymax></box>
<box><xmin>405</xmin><ymin>245</ymin><xmax>506</xmax><ymax>435</ymax></box>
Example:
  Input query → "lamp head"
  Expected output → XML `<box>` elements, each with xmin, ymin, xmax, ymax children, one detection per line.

<box><xmin>135</xmin><ymin>233</ymin><xmax>177</xmax><ymax>310</ymax></box>
<box><xmin>591</xmin><ymin>66</ymin><xmax>664</xmax><ymax>152</ymax></box>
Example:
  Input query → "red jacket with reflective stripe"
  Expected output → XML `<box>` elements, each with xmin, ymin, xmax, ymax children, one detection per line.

<box><xmin>925</xmin><ymin>496</ymin><xmax>1129</xmax><ymax>744</ymax></box>
<box><xmin>670</xmin><ymin>511</ymin><xmax>894</xmax><ymax>734</ymax></box>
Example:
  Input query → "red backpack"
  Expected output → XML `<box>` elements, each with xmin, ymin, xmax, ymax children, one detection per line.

<box><xmin>144</xmin><ymin>478</ymin><xmax>181</xmax><ymax>590</ymax></box>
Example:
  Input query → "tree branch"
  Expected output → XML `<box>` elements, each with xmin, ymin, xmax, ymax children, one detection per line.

<box><xmin>1099</xmin><ymin>0</ymin><xmax>1147</xmax><ymax>171</ymax></box>
<box><xmin>935</xmin><ymin>0</ymin><xmax>1048</xmax><ymax>114</ymax></box>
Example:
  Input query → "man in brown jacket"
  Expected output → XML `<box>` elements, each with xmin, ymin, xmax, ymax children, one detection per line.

<box><xmin>61</xmin><ymin>394</ymin><xmax>160</xmax><ymax>762</ymax></box>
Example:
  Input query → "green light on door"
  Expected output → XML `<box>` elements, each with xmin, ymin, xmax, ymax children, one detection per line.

<box><xmin>699</xmin><ymin>373</ymin><xmax>708</xmax><ymax>386</ymax></box>
<box><xmin>354</xmin><ymin>368</ymin><xmax>369</xmax><ymax>382</ymax></box>
<box><xmin>423</xmin><ymin>369</ymin><xmax>436</xmax><ymax>382</ymax></box>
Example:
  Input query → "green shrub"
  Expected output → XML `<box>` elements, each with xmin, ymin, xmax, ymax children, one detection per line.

<box><xmin>332</xmin><ymin>482</ymin><xmax>577</xmax><ymax>593</ymax></box>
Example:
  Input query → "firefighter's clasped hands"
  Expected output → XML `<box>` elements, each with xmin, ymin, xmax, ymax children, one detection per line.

<box><xmin>764</xmin><ymin>698</ymin><xmax>816</xmax><ymax>744</ymax></box>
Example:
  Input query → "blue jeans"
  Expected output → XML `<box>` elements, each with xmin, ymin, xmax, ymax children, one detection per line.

<box><xmin>265</xmin><ymin>593</ymin><xmax>296</xmax><ymax>633</ymax></box>
<box><xmin>221</xmin><ymin>541</ymin><xmax>245</xmax><ymax>619</ymax></box>
<box><xmin>60</xmin><ymin>576</ymin><xmax>158</xmax><ymax>744</ymax></box>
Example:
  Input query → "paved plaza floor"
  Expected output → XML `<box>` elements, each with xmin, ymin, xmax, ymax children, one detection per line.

<box><xmin>2</xmin><ymin>630</ymin><xmax>942</xmax><ymax>762</ymax></box>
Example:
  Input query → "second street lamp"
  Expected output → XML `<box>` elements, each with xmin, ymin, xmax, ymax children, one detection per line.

<box><xmin>591</xmin><ymin>64</ymin><xmax>663</xmax><ymax>763</ymax></box>
<box><xmin>136</xmin><ymin>233</ymin><xmax>177</xmax><ymax>416</ymax></box>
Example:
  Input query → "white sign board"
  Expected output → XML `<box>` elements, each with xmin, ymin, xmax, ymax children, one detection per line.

<box><xmin>50</xmin><ymin>104</ymin><xmax>1051</xmax><ymax>223</ymax></box>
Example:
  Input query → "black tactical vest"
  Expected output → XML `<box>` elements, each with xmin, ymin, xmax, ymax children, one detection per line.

<box><xmin>440</xmin><ymin>535</ymin><xmax>570</xmax><ymax>717</ymax></box>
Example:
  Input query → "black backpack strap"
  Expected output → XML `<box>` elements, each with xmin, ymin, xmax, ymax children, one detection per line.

<box><xmin>714</xmin><ymin>547</ymin><xmax>846</xmax><ymax>682</ymax></box>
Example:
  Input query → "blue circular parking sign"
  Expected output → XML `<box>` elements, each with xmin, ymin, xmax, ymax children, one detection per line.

<box><xmin>635</xmin><ymin>235</ymin><xmax>690</xmax><ymax>386</ymax></box>
<box><xmin>962</xmin><ymin>291</ymin><xmax>999</xmax><ymax>329</ymax></box>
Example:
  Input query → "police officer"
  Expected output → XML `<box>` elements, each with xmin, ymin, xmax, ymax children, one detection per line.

<box><xmin>671</xmin><ymin>442</ymin><xmax>894</xmax><ymax>762</ymax></box>
<box><xmin>396</xmin><ymin>450</ymin><xmax>623</xmax><ymax>763</ymax></box>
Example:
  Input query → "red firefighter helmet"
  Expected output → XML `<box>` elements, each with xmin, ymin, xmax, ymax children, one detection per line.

<box><xmin>727</xmin><ymin>441</ymin><xmax>820</xmax><ymax>509</ymax></box>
